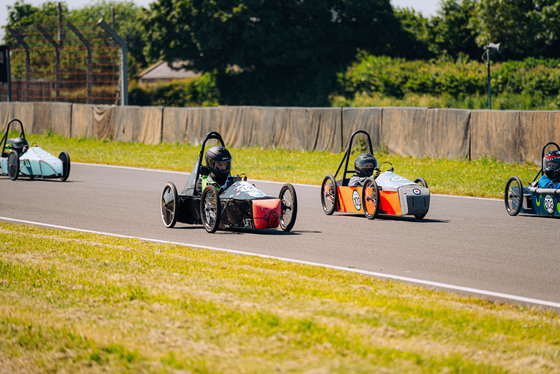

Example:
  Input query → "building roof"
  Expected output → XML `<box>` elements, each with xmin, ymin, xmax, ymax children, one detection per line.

<box><xmin>138</xmin><ymin>60</ymin><xmax>199</xmax><ymax>81</ymax></box>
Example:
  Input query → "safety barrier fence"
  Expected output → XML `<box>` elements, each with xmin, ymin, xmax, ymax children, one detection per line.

<box><xmin>1</xmin><ymin>101</ymin><xmax>559</xmax><ymax>165</ymax></box>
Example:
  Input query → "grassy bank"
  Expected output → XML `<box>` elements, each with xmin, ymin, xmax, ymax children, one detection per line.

<box><xmin>1</xmin><ymin>222</ymin><xmax>558</xmax><ymax>373</ymax></box>
<box><xmin>34</xmin><ymin>132</ymin><xmax>538</xmax><ymax>198</ymax></box>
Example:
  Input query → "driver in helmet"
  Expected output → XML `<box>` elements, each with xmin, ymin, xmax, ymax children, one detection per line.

<box><xmin>348</xmin><ymin>153</ymin><xmax>380</xmax><ymax>187</ymax></box>
<box><xmin>196</xmin><ymin>145</ymin><xmax>233</xmax><ymax>194</ymax></box>
<box><xmin>10</xmin><ymin>137</ymin><xmax>29</xmax><ymax>156</ymax></box>
<box><xmin>538</xmin><ymin>150</ymin><xmax>560</xmax><ymax>189</ymax></box>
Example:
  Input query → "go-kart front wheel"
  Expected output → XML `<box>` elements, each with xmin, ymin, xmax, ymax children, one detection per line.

<box><xmin>414</xmin><ymin>177</ymin><xmax>428</xmax><ymax>189</ymax></box>
<box><xmin>7</xmin><ymin>151</ymin><xmax>19</xmax><ymax>181</ymax></box>
<box><xmin>279</xmin><ymin>183</ymin><xmax>298</xmax><ymax>232</ymax></box>
<box><xmin>505</xmin><ymin>176</ymin><xmax>523</xmax><ymax>216</ymax></box>
<box><xmin>201</xmin><ymin>185</ymin><xmax>221</xmax><ymax>233</ymax></box>
<box><xmin>59</xmin><ymin>151</ymin><xmax>71</xmax><ymax>181</ymax></box>
<box><xmin>413</xmin><ymin>177</ymin><xmax>429</xmax><ymax>219</ymax></box>
<box><xmin>321</xmin><ymin>175</ymin><xmax>338</xmax><ymax>215</ymax></box>
<box><xmin>362</xmin><ymin>177</ymin><xmax>380</xmax><ymax>220</ymax></box>
<box><xmin>161</xmin><ymin>182</ymin><xmax>179</xmax><ymax>228</ymax></box>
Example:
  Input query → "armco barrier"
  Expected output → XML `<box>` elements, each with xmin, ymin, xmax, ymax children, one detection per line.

<box><xmin>341</xmin><ymin>107</ymin><xmax>382</xmax><ymax>150</ymax></box>
<box><xmin>518</xmin><ymin>111</ymin><xmax>560</xmax><ymax>165</ymax></box>
<box><xmin>162</xmin><ymin>107</ymin><xmax>189</xmax><ymax>144</ymax></box>
<box><xmin>32</xmin><ymin>102</ymin><xmax>72</xmax><ymax>137</ymax></box>
<box><xmin>73</xmin><ymin>103</ymin><xmax>115</xmax><ymax>139</ymax></box>
<box><xmin>113</xmin><ymin>106</ymin><xmax>163</xmax><ymax>145</ymax></box>
<box><xmin>0</xmin><ymin>102</ymin><xmax>34</xmax><ymax>133</ymax></box>
<box><xmin>381</xmin><ymin>107</ymin><xmax>428</xmax><ymax>157</ymax></box>
<box><xmin>271</xmin><ymin>107</ymin><xmax>341</xmax><ymax>152</ymax></box>
<box><xmin>424</xmin><ymin>108</ymin><xmax>471</xmax><ymax>159</ymax></box>
<box><xmin>470</xmin><ymin>110</ymin><xmax>521</xmax><ymax>164</ymax></box>
<box><xmin>1</xmin><ymin>101</ymin><xmax>559</xmax><ymax>165</ymax></box>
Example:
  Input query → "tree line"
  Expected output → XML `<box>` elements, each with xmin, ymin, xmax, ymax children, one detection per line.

<box><xmin>4</xmin><ymin>0</ymin><xmax>560</xmax><ymax>107</ymax></box>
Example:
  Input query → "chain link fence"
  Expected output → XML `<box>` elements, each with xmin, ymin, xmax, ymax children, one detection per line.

<box><xmin>0</xmin><ymin>21</ymin><xmax>123</xmax><ymax>105</ymax></box>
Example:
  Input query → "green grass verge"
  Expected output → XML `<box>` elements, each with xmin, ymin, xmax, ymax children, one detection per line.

<box><xmin>32</xmin><ymin>132</ymin><xmax>538</xmax><ymax>198</ymax></box>
<box><xmin>1</xmin><ymin>222</ymin><xmax>559</xmax><ymax>373</ymax></box>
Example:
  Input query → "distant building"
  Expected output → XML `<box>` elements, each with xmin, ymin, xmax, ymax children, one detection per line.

<box><xmin>137</xmin><ymin>60</ymin><xmax>200</xmax><ymax>85</ymax></box>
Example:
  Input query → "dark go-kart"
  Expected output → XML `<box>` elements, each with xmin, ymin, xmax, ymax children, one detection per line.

<box><xmin>160</xmin><ymin>131</ymin><xmax>297</xmax><ymax>233</ymax></box>
<box><xmin>1</xmin><ymin>118</ymin><xmax>70</xmax><ymax>181</ymax></box>
<box><xmin>321</xmin><ymin>130</ymin><xmax>430</xmax><ymax>220</ymax></box>
<box><xmin>505</xmin><ymin>142</ymin><xmax>560</xmax><ymax>217</ymax></box>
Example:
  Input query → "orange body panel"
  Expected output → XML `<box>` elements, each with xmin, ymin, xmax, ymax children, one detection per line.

<box><xmin>378</xmin><ymin>191</ymin><xmax>402</xmax><ymax>215</ymax></box>
<box><xmin>252</xmin><ymin>198</ymin><xmax>281</xmax><ymax>229</ymax></box>
<box><xmin>337</xmin><ymin>186</ymin><xmax>402</xmax><ymax>215</ymax></box>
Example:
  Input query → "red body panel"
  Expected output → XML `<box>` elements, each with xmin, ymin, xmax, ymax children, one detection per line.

<box><xmin>252</xmin><ymin>199</ymin><xmax>281</xmax><ymax>229</ymax></box>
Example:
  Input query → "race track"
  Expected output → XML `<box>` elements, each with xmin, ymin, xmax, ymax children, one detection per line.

<box><xmin>1</xmin><ymin>163</ymin><xmax>558</xmax><ymax>310</ymax></box>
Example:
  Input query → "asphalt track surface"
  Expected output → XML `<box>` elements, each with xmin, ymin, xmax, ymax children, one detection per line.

<box><xmin>1</xmin><ymin>163</ymin><xmax>559</xmax><ymax>311</ymax></box>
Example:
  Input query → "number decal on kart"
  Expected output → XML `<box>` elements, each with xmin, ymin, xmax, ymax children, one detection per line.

<box><xmin>544</xmin><ymin>195</ymin><xmax>554</xmax><ymax>214</ymax></box>
<box><xmin>352</xmin><ymin>190</ymin><xmax>361</xmax><ymax>211</ymax></box>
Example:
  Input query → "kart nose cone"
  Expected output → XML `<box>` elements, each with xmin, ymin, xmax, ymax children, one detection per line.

<box><xmin>252</xmin><ymin>199</ymin><xmax>281</xmax><ymax>229</ymax></box>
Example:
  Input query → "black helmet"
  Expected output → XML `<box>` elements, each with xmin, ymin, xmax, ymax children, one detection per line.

<box><xmin>205</xmin><ymin>145</ymin><xmax>232</xmax><ymax>181</ymax></box>
<box><xmin>543</xmin><ymin>150</ymin><xmax>560</xmax><ymax>180</ymax></box>
<box><xmin>11</xmin><ymin>137</ymin><xmax>29</xmax><ymax>155</ymax></box>
<box><xmin>354</xmin><ymin>153</ymin><xmax>377</xmax><ymax>177</ymax></box>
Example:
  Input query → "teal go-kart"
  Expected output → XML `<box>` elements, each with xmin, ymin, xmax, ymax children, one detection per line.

<box><xmin>0</xmin><ymin>118</ymin><xmax>71</xmax><ymax>181</ymax></box>
<box><xmin>505</xmin><ymin>142</ymin><xmax>560</xmax><ymax>217</ymax></box>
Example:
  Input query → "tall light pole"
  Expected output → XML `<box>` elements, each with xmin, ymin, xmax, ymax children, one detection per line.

<box><xmin>481</xmin><ymin>42</ymin><xmax>502</xmax><ymax>109</ymax></box>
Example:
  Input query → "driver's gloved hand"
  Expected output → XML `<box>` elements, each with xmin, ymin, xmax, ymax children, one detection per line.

<box><xmin>373</xmin><ymin>168</ymin><xmax>381</xmax><ymax>178</ymax></box>
<box><xmin>223</xmin><ymin>176</ymin><xmax>234</xmax><ymax>190</ymax></box>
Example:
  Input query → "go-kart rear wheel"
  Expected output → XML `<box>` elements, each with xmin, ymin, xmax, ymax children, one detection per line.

<box><xmin>7</xmin><ymin>151</ymin><xmax>19</xmax><ymax>181</ymax></box>
<box><xmin>414</xmin><ymin>177</ymin><xmax>428</xmax><ymax>189</ymax></box>
<box><xmin>321</xmin><ymin>175</ymin><xmax>338</xmax><ymax>215</ymax></box>
<box><xmin>362</xmin><ymin>177</ymin><xmax>380</xmax><ymax>220</ymax></box>
<box><xmin>505</xmin><ymin>176</ymin><xmax>523</xmax><ymax>216</ymax></box>
<box><xmin>59</xmin><ymin>151</ymin><xmax>71</xmax><ymax>181</ymax></box>
<box><xmin>161</xmin><ymin>182</ymin><xmax>179</xmax><ymax>228</ymax></box>
<box><xmin>279</xmin><ymin>183</ymin><xmax>298</xmax><ymax>232</ymax></box>
<box><xmin>201</xmin><ymin>185</ymin><xmax>221</xmax><ymax>233</ymax></box>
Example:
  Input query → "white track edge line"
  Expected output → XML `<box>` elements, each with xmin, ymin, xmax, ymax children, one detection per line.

<box><xmin>2</xmin><ymin>216</ymin><xmax>558</xmax><ymax>310</ymax></box>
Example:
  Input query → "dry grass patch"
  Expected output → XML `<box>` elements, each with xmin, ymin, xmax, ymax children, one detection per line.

<box><xmin>1</xmin><ymin>222</ymin><xmax>559</xmax><ymax>373</ymax></box>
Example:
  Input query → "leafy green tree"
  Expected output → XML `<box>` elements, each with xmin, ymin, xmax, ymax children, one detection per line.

<box><xmin>429</xmin><ymin>0</ymin><xmax>479</xmax><ymax>59</ymax></box>
<box><xmin>392</xmin><ymin>8</ymin><xmax>433</xmax><ymax>60</ymax></box>
<box><xmin>6</xmin><ymin>0</ymin><xmax>65</xmax><ymax>27</ymax></box>
<box><xmin>530</xmin><ymin>0</ymin><xmax>560</xmax><ymax>57</ymax></box>
<box><xmin>474</xmin><ymin>0</ymin><xmax>542</xmax><ymax>59</ymax></box>
<box><xmin>143</xmin><ymin>0</ymin><xmax>401</xmax><ymax>106</ymax></box>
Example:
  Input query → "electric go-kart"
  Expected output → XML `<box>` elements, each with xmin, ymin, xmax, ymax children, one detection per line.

<box><xmin>321</xmin><ymin>130</ymin><xmax>430</xmax><ymax>220</ymax></box>
<box><xmin>160</xmin><ymin>131</ymin><xmax>297</xmax><ymax>233</ymax></box>
<box><xmin>0</xmin><ymin>118</ymin><xmax>70</xmax><ymax>181</ymax></box>
<box><xmin>505</xmin><ymin>142</ymin><xmax>560</xmax><ymax>217</ymax></box>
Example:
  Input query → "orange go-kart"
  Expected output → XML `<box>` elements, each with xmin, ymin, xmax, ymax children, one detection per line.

<box><xmin>321</xmin><ymin>130</ymin><xmax>430</xmax><ymax>220</ymax></box>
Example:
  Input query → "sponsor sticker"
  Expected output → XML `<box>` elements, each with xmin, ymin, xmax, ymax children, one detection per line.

<box><xmin>544</xmin><ymin>195</ymin><xmax>554</xmax><ymax>214</ymax></box>
<box><xmin>352</xmin><ymin>190</ymin><xmax>361</xmax><ymax>211</ymax></box>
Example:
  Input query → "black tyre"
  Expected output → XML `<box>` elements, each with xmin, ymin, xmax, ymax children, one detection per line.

<box><xmin>362</xmin><ymin>177</ymin><xmax>380</xmax><ymax>220</ymax></box>
<box><xmin>279</xmin><ymin>183</ymin><xmax>298</xmax><ymax>232</ymax></box>
<box><xmin>201</xmin><ymin>185</ymin><xmax>221</xmax><ymax>233</ymax></box>
<box><xmin>321</xmin><ymin>175</ymin><xmax>338</xmax><ymax>215</ymax></box>
<box><xmin>161</xmin><ymin>182</ymin><xmax>179</xmax><ymax>228</ymax></box>
<box><xmin>59</xmin><ymin>151</ymin><xmax>71</xmax><ymax>181</ymax></box>
<box><xmin>414</xmin><ymin>177</ymin><xmax>428</xmax><ymax>189</ymax></box>
<box><xmin>7</xmin><ymin>151</ymin><xmax>19</xmax><ymax>181</ymax></box>
<box><xmin>505</xmin><ymin>176</ymin><xmax>523</xmax><ymax>216</ymax></box>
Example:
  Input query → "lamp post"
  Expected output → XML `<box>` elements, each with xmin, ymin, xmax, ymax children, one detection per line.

<box><xmin>481</xmin><ymin>42</ymin><xmax>502</xmax><ymax>109</ymax></box>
